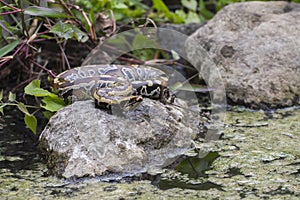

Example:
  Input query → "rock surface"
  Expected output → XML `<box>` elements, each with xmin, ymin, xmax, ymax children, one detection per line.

<box><xmin>39</xmin><ymin>99</ymin><xmax>201</xmax><ymax>178</ymax></box>
<box><xmin>160</xmin><ymin>23</ymin><xmax>205</xmax><ymax>36</ymax></box>
<box><xmin>186</xmin><ymin>1</ymin><xmax>300</xmax><ymax>108</ymax></box>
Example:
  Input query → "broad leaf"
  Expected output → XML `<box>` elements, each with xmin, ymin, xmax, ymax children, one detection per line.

<box><xmin>171</xmin><ymin>50</ymin><xmax>180</xmax><ymax>60</ymax></box>
<box><xmin>41</xmin><ymin>96</ymin><xmax>65</xmax><ymax>112</ymax></box>
<box><xmin>181</xmin><ymin>0</ymin><xmax>197</xmax><ymax>11</ymax></box>
<box><xmin>174</xmin><ymin>9</ymin><xmax>187</xmax><ymax>20</ymax></box>
<box><xmin>42</xmin><ymin>110</ymin><xmax>54</xmax><ymax>119</ymax></box>
<box><xmin>24</xmin><ymin>114</ymin><xmax>37</xmax><ymax>134</ymax></box>
<box><xmin>152</xmin><ymin>0</ymin><xmax>171</xmax><ymax>16</ymax></box>
<box><xmin>8</xmin><ymin>92</ymin><xmax>16</xmax><ymax>102</ymax></box>
<box><xmin>199</xmin><ymin>0</ymin><xmax>214</xmax><ymax>19</ymax></box>
<box><xmin>24</xmin><ymin>6</ymin><xmax>72</xmax><ymax>18</ymax></box>
<box><xmin>107</xmin><ymin>35</ymin><xmax>132</xmax><ymax>52</ymax></box>
<box><xmin>114</xmin><ymin>2</ymin><xmax>128</xmax><ymax>9</ymax></box>
<box><xmin>17</xmin><ymin>102</ymin><xmax>30</xmax><ymax>115</ymax></box>
<box><xmin>185</xmin><ymin>11</ymin><xmax>201</xmax><ymax>23</ymax></box>
<box><xmin>50</xmin><ymin>21</ymin><xmax>88</xmax><ymax>42</ymax></box>
<box><xmin>152</xmin><ymin>0</ymin><xmax>184</xmax><ymax>23</ymax></box>
<box><xmin>25</xmin><ymin>79</ymin><xmax>52</xmax><ymax>97</ymax></box>
<box><xmin>132</xmin><ymin>34</ymin><xmax>158</xmax><ymax>50</ymax></box>
<box><xmin>0</xmin><ymin>40</ymin><xmax>21</xmax><ymax>58</ymax></box>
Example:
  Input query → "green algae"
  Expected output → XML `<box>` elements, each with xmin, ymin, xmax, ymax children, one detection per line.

<box><xmin>0</xmin><ymin>108</ymin><xmax>299</xmax><ymax>199</ymax></box>
<box><xmin>205</xmin><ymin>108</ymin><xmax>300</xmax><ymax>199</ymax></box>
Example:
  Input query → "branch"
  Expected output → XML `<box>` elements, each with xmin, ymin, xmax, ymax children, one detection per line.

<box><xmin>31</xmin><ymin>60</ymin><xmax>56</xmax><ymax>78</ymax></box>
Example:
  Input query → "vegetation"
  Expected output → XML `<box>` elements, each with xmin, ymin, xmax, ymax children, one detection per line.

<box><xmin>1</xmin><ymin>0</ymin><xmax>300</xmax><ymax>134</ymax></box>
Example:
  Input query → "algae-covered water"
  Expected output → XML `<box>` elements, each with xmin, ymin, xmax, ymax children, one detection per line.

<box><xmin>0</xmin><ymin>107</ymin><xmax>299</xmax><ymax>199</ymax></box>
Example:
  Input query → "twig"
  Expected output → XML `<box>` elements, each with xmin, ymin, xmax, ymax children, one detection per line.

<box><xmin>109</xmin><ymin>10</ymin><xmax>116</xmax><ymax>36</ymax></box>
<box><xmin>61</xmin><ymin>1</ymin><xmax>97</xmax><ymax>42</ymax></box>
<box><xmin>45</xmin><ymin>17</ymin><xmax>70</xmax><ymax>70</ymax></box>
<box><xmin>27</xmin><ymin>18</ymin><xmax>38</xmax><ymax>37</ymax></box>
<box><xmin>117</xmin><ymin>57</ymin><xmax>145</xmax><ymax>65</ymax></box>
<box><xmin>19</xmin><ymin>0</ymin><xmax>29</xmax><ymax>38</ymax></box>
<box><xmin>58</xmin><ymin>0</ymin><xmax>73</xmax><ymax>16</ymax></box>
<box><xmin>60</xmin><ymin>40</ymin><xmax>70</xmax><ymax>70</ymax></box>
<box><xmin>144</xmin><ymin>18</ymin><xmax>157</xmax><ymax>28</ymax></box>
<box><xmin>0</xmin><ymin>10</ymin><xmax>22</xmax><ymax>15</ymax></box>
<box><xmin>0</xmin><ymin>21</ymin><xmax>13</xmax><ymax>36</ymax></box>
<box><xmin>71</xmin><ymin>4</ymin><xmax>97</xmax><ymax>40</ymax></box>
<box><xmin>31</xmin><ymin>60</ymin><xmax>56</xmax><ymax>78</ymax></box>
<box><xmin>0</xmin><ymin>0</ymin><xmax>20</xmax><ymax>10</ymax></box>
<box><xmin>11</xmin><ymin>76</ymin><xmax>36</xmax><ymax>92</ymax></box>
<box><xmin>16</xmin><ymin>55</ymin><xmax>29</xmax><ymax>70</ymax></box>
<box><xmin>80</xmin><ymin>6</ymin><xmax>96</xmax><ymax>40</ymax></box>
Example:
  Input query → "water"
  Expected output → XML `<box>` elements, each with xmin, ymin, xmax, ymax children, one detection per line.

<box><xmin>1</xmin><ymin>107</ymin><xmax>299</xmax><ymax>199</ymax></box>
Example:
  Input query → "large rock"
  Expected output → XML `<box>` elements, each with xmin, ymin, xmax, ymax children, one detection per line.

<box><xmin>186</xmin><ymin>1</ymin><xmax>300</xmax><ymax>108</ymax></box>
<box><xmin>39</xmin><ymin>99</ymin><xmax>202</xmax><ymax>179</ymax></box>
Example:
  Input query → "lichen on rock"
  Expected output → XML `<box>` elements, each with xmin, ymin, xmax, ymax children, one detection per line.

<box><xmin>39</xmin><ymin>98</ymin><xmax>202</xmax><ymax>178</ymax></box>
<box><xmin>186</xmin><ymin>1</ymin><xmax>300</xmax><ymax>108</ymax></box>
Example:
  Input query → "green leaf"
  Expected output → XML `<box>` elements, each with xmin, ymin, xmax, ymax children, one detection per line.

<box><xmin>24</xmin><ymin>114</ymin><xmax>37</xmax><ymax>134</ymax></box>
<box><xmin>114</xmin><ymin>2</ymin><xmax>128</xmax><ymax>9</ymax></box>
<box><xmin>24</xmin><ymin>6</ymin><xmax>72</xmax><ymax>18</ymax></box>
<box><xmin>39</xmin><ymin>34</ymin><xmax>55</xmax><ymax>39</ymax></box>
<box><xmin>181</xmin><ymin>0</ymin><xmax>198</xmax><ymax>11</ymax></box>
<box><xmin>107</xmin><ymin>35</ymin><xmax>131</xmax><ymax>50</ymax></box>
<box><xmin>0</xmin><ymin>40</ymin><xmax>21</xmax><ymax>58</ymax></box>
<box><xmin>185</xmin><ymin>11</ymin><xmax>201</xmax><ymax>23</ymax></box>
<box><xmin>27</xmin><ymin>88</ymin><xmax>52</xmax><ymax>97</ymax></box>
<box><xmin>25</xmin><ymin>79</ymin><xmax>41</xmax><ymax>91</ymax></box>
<box><xmin>152</xmin><ymin>0</ymin><xmax>171</xmax><ymax>16</ymax></box>
<box><xmin>171</xmin><ymin>50</ymin><xmax>180</xmax><ymax>60</ymax></box>
<box><xmin>175</xmin><ymin>9</ymin><xmax>187</xmax><ymax>20</ymax></box>
<box><xmin>50</xmin><ymin>21</ymin><xmax>88</xmax><ymax>42</ymax></box>
<box><xmin>171</xmin><ymin>82</ymin><xmax>211</xmax><ymax>92</ymax></box>
<box><xmin>8</xmin><ymin>92</ymin><xmax>16</xmax><ymax>102</ymax></box>
<box><xmin>49</xmin><ymin>3</ymin><xmax>66</xmax><ymax>12</ymax></box>
<box><xmin>25</xmin><ymin>79</ymin><xmax>52</xmax><ymax>97</ymax></box>
<box><xmin>176</xmin><ymin>152</ymin><xmax>219</xmax><ymax>177</ymax></box>
<box><xmin>17</xmin><ymin>102</ymin><xmax>30</xmax><ymax>115</ymax></box>
<box><xmin>0</xmin><ymin>107</ymin><xmax>3</xmax><ymax>115</ymax></box>
<box><xmin>198</xmin><ymin>0</ymin><xmax>214</xmax><ymax>19</ymax></box>
<box><xmin>43</xmin><ymin>110</ymin><xmax>54</xmax><ymax>119</ymax></box>
<box><xmin>132</xmin><ymin>49</ymin><xmax>156</xmax><ymax>61</ymax></box>
<box><xmin>132</xmin><ymin>34</ymin><xmax>158</xmax><ymax>50</ymax></box>
<box><xmin>41</xmin><ymin>96</ymin><xmax>65</xmax><ymax>112</ymax></box>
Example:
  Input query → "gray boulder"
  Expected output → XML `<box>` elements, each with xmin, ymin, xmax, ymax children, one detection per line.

<box><xmin>39</xmin><ymin>99</ymin><xmax>201</xmax><ymax>178</ymax></box>
<box><xmin>186</xmin><ymin>1</ymin><xmax>300</xmax><ymax>108</ymax></box>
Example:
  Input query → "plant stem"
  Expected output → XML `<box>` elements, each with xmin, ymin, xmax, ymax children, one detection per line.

<box><xmin>31</xmin><ymin>60</ymin><xmax>56</xmax><ymax>78</ymax></box>
<box><xmin>19</xmin><ymin>0</ymin><xmax>29</xmax><ymax>38</ymax></box>
<box><xmin>0</xmin><ymin>10</ymin><xmax>22</xmax><ymax>15</ymax></box>
<box><xmin>0</xmin><ymin>0</ymin><xmax>20</xmax><ymax>11</ymax></box>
